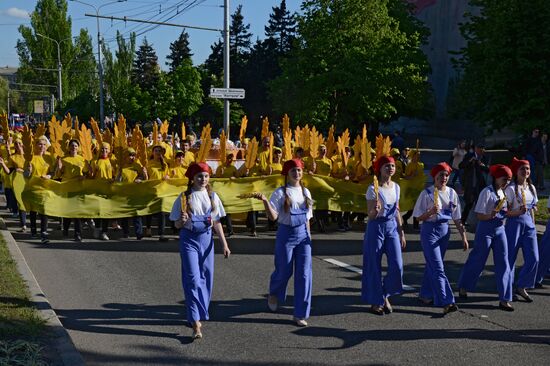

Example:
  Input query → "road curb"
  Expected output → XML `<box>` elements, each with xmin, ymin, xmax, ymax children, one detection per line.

<box><xmin>1</xmin><ymin>230</ymin><xmax>86</xmax><ymax>366</ymax></box>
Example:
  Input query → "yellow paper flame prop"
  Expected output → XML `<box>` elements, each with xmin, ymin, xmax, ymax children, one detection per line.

<box><xmin>521</xmin><ymin>188</ymin><xmax>526</xmax><ymax>207</ymax></box>
<box><xmin>325</xmin><ymin>125</ymin><xmax>336</xmax><ymax>159</ymax></box>
<box><xmin>181</xmin><ymin>194</ymin><xmax>188</xmax><ymax>213</ymax></box>
<box><xmin>237</xmin><ymin>192</ymin><xmax>262</xmax><ymax>199</ymax></box>
<box><xmin>181</xmin><ymin>122</ymin><xmax>186</xmax><ymax>141</ymax></box>
<box><xmin>261</xmin><ymin>117</ymin><xmax>269</xmax><ymax>141</ymax></box>
<box><xmin>294</xmin><ymin>126</ymin><xmax>302</xmax><ymax>148</ymax></box>
<box><xmin>90</xmin><ymin>118</ymin><xmax>103</xmax><ymax>147</ymax></box>
<box><xmin>161</xmin><ymin>120</ymin><xmax>169</xmax><ymax>141</ymax></box>
<box><xmin>495</xmin><ymin>196</ymin><xmax>506</xmax><ymax>212</ymax></box>
<box><xmin>35</xmin><ymin>123</ymin><xmax>46</xmax><ymax>140</ymax></box>
<box><xmin>373</xmin><ymin>175</ymin><xmax>379</xmax><ymax>198</ymax></box>
<box><xmin>337</xmin><ymin>136</ymin><xmax>348</xmax><ymax>168</ymax></box>
<box><xmin>375</xmin><ymin>133</ymin><xmax>391</xmax><ymax>159</ymax></box>
<box><xmin>152</xmin><ymin>122</ymin><xmax>159</xmax><ymax>146</ymax></box>
<box><xmin>239</xmin><ymin>116</ymin><xmax>247</xmax><ymax>143</ymax></box>
<box><xmin>21</xmin><ymin>125</ymin><xmax>33</xmax><ymax>163</ymax></box>
<box><xmin>245</xmin><ymin>137</ymin><xmax>259</xmax><ymax>170</ymax></box>
<box><xmin>310</xmin><ymin>127</ymin><xmax>320</xmax><ymax>159</ymax></box>
<box><xmin>301</xmin><ymin>125</ymin><xmax>310</xmax><ymax>155</ymax></box>
<box><xmin>79</xmin><ymin>124</ymin><xmax>94</xmax><ymax>161</ymax></box>
<box><xmin>434</xmin><ymin>187</ymin><xmax>439</xmax><ymax>208</ymax></box>
<box><xmin>283</xmin><ymin>130</ymin><xmax>292</xmax><ymax>161</ymax></box>
<box><xmin>282</xmin><ymin>114</ymin><xmax>290</xmax><ymax>137</ymax></box>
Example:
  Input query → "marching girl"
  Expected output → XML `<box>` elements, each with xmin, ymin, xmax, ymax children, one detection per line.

<box><xmin>90</xmin><ymin>142</ymin><xmax>116</xmax><ymax>240</ymax></box>
<box><xmin>535</xmin><ymin>199</ymin><xmax>550</xmax><ymax>288</ymax></box>
<box><xmin>413</xmin><ymin>162</ymin><xmax>468</xmax><ymax>314</ymax></box>
<box><xmin>169</xmin><ymin>162</ymin><xmax>231</xmax><ymax>339</ymax></box>
<box><xmin>457</xmin><ymin>165</ymin><xmax>514</xmax><ymax>311</ymax></box>
<box><xmin>55</xmin><ymin>139</ymin><xmax>88</xmax><ymax>242</ymax></box>
<box><xmin>253</xmin><ymin>159</ymin><xmax>313</xmax><ymax>327</ymax></box>
<box><xmin>362</xmin><ymin>155</ymin><xmax>406</xmax><ymax>315</ymax></box>
<box><xmin>146</xmin><ymin>144</ymin><xmax>170</xmax><ymax>241</ymax></box>
<box><xmin>505</xmin><ymin>158</ymin><xmax>539</xmax><ymax>302</ymax></box>
<box><xmin>0</xmin><ymin>137</ymin><xmax>27</xmax><ymax>232</ymax></box>
<box><xmin>23</xmin><ymin>136</ymin><xmax>52</xmax><ymax>244</ymax></box>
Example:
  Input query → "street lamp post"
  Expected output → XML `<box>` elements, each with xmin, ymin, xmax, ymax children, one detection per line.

<box><xmin>70</xmin><ymin>0</ymin><xmax>127</xmax><ymax>129</ymax></box>
<box><xmin>36</xmin><ymin>33</ymin><xmax>64</xmax><ymax>103</ymax></box>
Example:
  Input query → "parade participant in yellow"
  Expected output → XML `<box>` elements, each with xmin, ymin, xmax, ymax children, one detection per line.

<box><xmin>236</xmin><ymin>138</ymin><xmax>249</xmax><ymax>160</ymax></box>
<box><xmin>24</xmin><ymin>136</ymin><xmax>52</xmax><ymax>244</ymax></box>
<box><xmin>90</xmin><ymin>142</ymin><xmax>115</xmax><ymax>240</ymax></box>
<box><xmin>145</xmin><ymin>144</ymin><xmax>170</xmax><ymax>241</ymax></box>
<box><xmin>170</xmin><ymin>150</ymin><xmax>187</xmax><ymax>178</ymax></box>
<box><xmin>402</xmin><ymin>148</ymin><xmax>425</xmax><ymax>230</ymax></box>
<box><xmin>257</xmin><ymin>136</ymin><xmax>271</xmax><ymax>174</ymax></box>
<box><xmin>332</xmin><ymin>146</ymin><xmax>353</xmax><ymax>231</ymax></box>
<box><xmin>215</xmin><ymin>153</ymin><xmax>238</xmax><ymax>236</ymax></box>
<box><xmin>391</xmin><ymin>148</ymin><xmax>404</xmax><ymax>179</ymax></box>
<box><xmin>0</xmin><ymin>138</ymin><xmax>27</xmax><ymax>231</ymax></box>
<box><xmin>268</xmin><ymin>148</ymin><xmax>283</xmax><ymax>175</ymax></box>
<box><xmin>312</xmin><ymin>144</ymin><xmax>332</xmax><ymax>232</ymax></box>
<box><xmin>181</xmin><ymin>138</ymin><xmax>195</xmax><ymax>169</ymax></box>
<box><xmin>55</xmin><ymin>139</ymin><xmax>88</xmax><ymax>242</ymax></box>
<box><xmin>117</xmin><ymin>147</ymin><xmax>147</xmax><ymax>240</ymax></box>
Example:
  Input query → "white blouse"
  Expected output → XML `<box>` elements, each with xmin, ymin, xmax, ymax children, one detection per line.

<box><xmin>474</xmin><ymin>186</ymin><xmax>507</xmax><ymax>215</ymax></box>
<box><xmin>504</xmin><ymin>183</ymin><xmax>538</xmax><ymax>210</ymax></box>
<box><xmin>169</xmin><ymin>189</ymin><xmax>226</xmax><ymax>230</ymax></box>
<box><xmin>366</xmin><ymin>182</ymin><xmax>400</xmax><ymax>218</ymax></box>
<box><xmin>269</xmin><ymin>185</ymin><xmax>313</xmax><ymax>225</ymax></box>
<box><xmin>412</xmin><ymin>186</ymin><xmax>461</xmax><ymax>222</ymax></box>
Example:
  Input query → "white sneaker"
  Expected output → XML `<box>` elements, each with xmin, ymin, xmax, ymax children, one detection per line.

<box><xmin>293</xmin><ymin>317</ymin><xmax>308</xmax><ymax>327</ymax></box>
<box><xmin>100</xmin><ymin>232</ymin><xmax>109</xmax><ymax>241</ymax></box>
<box><xmin>267</xmin><ymin>295</ymin><xmax>278</xmax><ymax>312</ymax></box>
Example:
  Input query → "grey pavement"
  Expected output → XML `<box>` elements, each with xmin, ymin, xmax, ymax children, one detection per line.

<box><xmin>4</xmin><ymin>211</ymin><xmax>550</xmax><ymax>366</ymax></box>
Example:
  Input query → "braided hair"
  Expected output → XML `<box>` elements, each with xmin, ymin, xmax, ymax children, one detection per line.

<box><xmin>184</xmin><ymin>179</ymin><xmax>216</xmax><ymax>214</ymax></box>
<box><xmin>513</xmin><ymin>176</ymin><xmax>536</xmax><ymax>204</ymax></box>
<box><xmin>282</xmin><ymin>176</ymin><xmax>313</xmax><ymax>213</ymax></box>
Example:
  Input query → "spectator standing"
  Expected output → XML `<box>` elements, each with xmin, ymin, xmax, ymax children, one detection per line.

<box><xmin>460</xmin><ymin>143</ymin><xmax>490</xmax><ymax>226</ymax></box>
<box><xmin>523</xmin><ymin>128</ymin><xmax>543</xmax><ymax>188</ymax></box>
<box><xmin>450</xmin><ymin>140</ymin><xmax>467</xmax><ymax>188</ymax></box>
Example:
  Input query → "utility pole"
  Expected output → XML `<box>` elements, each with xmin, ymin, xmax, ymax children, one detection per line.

<box><xmin>223</xmin><ymin>0</ymin><xmax>230</xmax><ymax>137</ymax></box>
<box><xmin>70</xmin><ymin>0</ymin><xmax>127</xmax><ymax>129</ymax></box>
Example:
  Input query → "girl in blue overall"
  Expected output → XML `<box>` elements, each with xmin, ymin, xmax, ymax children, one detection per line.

<box><xmin>505</xmin><ymin>157</ymin><xmax>539</xmax><ymax>302</ymax></box>
<box><xmin>457</xmin><ymin>164</ymin><xmax>514</xmax><ymax>311</ymax></box>
<box><xmin>170</xmin><ymin>162</ymin><xmax>231</xmax><ymax>339</ymax></box>
<box><xmin>362</xmin><ymin>155</ymin><xmax>406</xmax><ymax>315</ymax></box>
<box><xmin>254</xmin><ymin>159</ymin><xmax>313</xmax><ymax>327</ymax></box>
<box><xmin>535</xmin><ymin>199</ymin><xmax>550</xmax><ymax>288</ymax></box>
<box><xmin>413</xmin><ymin>162</ymin><xmax>469</xmax><ymax>314</ymax></box>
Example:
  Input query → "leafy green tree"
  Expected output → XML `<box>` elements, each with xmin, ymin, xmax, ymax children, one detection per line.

<box><xmin>269</xmin><ymin>0</ymin><xmax>431</xmax><ymax>131</ymax></box>
<box><xmin>453</xmin><ymin>0</ymin><xmax>550</xmax><ymax>132</ymax></box>
<box><xmin>0</xmin><ymin>78</ymin><xmax>8</xmax><ymax>112</ymax></box>
<box><xmin>16</xmin><ymin>0</ymin><xmax>75</xmax><ymax>109</ymax></box>
<box><xmin>102</xmin><ymin>32</ymin><xmax>141</xmax><ymax>120</ymax></box>
<box><xmin>166</xmin><ymin>30</ymin><xmax>193</xmax><ymax>72</ymax></box>
<box><xmin>155</xmin><ymin>71</ymin><xmax>176</xmax><ymax>121</ymax></box>
<box><xmin>172</xmin><ymin>59</ymin><xmax>203</xmax><ymax>121</ymax></box>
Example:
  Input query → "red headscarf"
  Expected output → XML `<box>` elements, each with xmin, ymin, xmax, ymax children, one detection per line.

<box><xmin>281</xmin><ymin>158</ymin><xmax>304</xmax><ymax>176</ymax></box>
<box><xmin>430</xmin><ymin>162</ymin><xmax>452</xmax><ymax>178</ymax></box>
<box><xmin>489</xmin><ymin>164</ymin><xmax>512</xmax><ymax>180</ymax></box>
<box><xmin>374</xmin><ymin>156</ymin><xmax>395</xmax><ymax>175</ymax></box>
<box><xmin>510</xmin><ymin>157</ymin><xmax>529</xmax><ymax>176</ymax></box>
<box><xmin>185</xmin><ymin>162</ymin><xmax>210</xmax><ymax>179</ymax></box>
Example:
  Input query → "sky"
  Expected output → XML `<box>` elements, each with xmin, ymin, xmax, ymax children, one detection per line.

<box><xmin>0</xmin><ymin>0</ymin><xmax>303</xmax><ymax>69</ymax></box>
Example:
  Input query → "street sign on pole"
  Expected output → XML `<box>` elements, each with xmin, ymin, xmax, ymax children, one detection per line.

<box><xmin>209</xmin><ymin>88</ymin><xmax>245</xmax><ymax>99</ymax></box>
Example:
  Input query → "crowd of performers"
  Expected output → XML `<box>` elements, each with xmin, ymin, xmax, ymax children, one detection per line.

<box><xmin>0</xmin><ymin>114</ymin><xmax>549</xmax><ymax>340</ymax></box>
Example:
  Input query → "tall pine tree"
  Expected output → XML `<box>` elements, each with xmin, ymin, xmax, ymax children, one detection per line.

<box><xmin>133</xmin><ymin>37</ymin><xmax>160</xmax><ymax>92</ymax></box>
<box><xmin>166</xmin><ymin>30</ymin><xmax>193</xmax><ymax>72</ymax></box>
<box><xmin>265</xmin><ymin>0</ymin><xmax>297</xmax><ymax>54</ymax></box>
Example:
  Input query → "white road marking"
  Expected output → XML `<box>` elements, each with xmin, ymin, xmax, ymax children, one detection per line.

<box><xmin>322</xmin><ymin>258</ymin><xmax>416</xmax><ymax>291</ymax></box>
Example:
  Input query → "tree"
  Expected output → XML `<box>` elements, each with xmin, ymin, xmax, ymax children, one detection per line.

<box><xmin>453</xmin><ymin>0</ymin><xmax>550</xmax><ymax>132</ymax></box>
<box><xmin>64</xmin><ymin>28</ymin><xmax>98</xmax><ymax>120</ymax></box>
<box><xmin>0</xmin><ymin>78</ymin><xmax>8</xmax><ymax>112</ymax></box>
<box><xmin>230</xmin><ymin>5</ymin><xmax>252</xmax><ymax>67</ymax></box>
<box><xmin>16</xmin><ymin>0</ymin><xmax>75</xmax><ymax>109</ymax></box>
<box><xmin>171</xmin><ymin>59</ymin><xmax>203</xmax><ymax>121</ymax></box>
<box><xmin>155</xmin><ymin>71</ymin><xmax>176</xmax><ymax>121</ymax></box>
<box><xmin>265</xmin><ymin>0</ymin><xmax>297</xmax><ymax>54</ymax></box>
<box><xmin>269</xmin><ymin>0</ymin><xmax>431</xmax><ymax>131</ymax></box>
<box><xmin>133</xmin><ymin>37</ymin><xmax>160</xmax><ymax>92</ymax></box>
<box><xmin>166</xmin><ymin>30</ymin><xmax>193</xmax><ymax>72</ymax></box>
<box><xmin>102</xmin><ymin>32</ymin><xmax>141</xmax><ymax>120</ymax></box>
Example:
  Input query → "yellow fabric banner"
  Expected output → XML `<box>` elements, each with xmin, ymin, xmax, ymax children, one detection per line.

<box><xmin>9</xmin><ymin>172</ymin><xmax>425</xmax><ymax>218</ymax></box>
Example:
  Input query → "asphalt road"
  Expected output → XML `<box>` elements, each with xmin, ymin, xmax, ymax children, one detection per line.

<box><xmin>10</xmin><ymin>219</ymin><xmax>550</xmax><ymax>366</ymax></box>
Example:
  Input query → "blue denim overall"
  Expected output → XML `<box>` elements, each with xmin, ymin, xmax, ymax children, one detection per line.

<box><xmin>179</xmin><ymin>208</ymin><xmax>214</xmax><ymax>323</ymax></box>
<box><xmin>269</xmin><ymin>205</ymin><xmax>312</xmax><ymax>319</ymax></box>
<box><xmin>458</xmin><ymin>186</ymin><xmax>513</xmax><ymax>301</ymax></box>
<box><xmin>419</xmin><ymin>188</ymin><xmax>456</xmax><ymax>306</ymax></box>
<box><xmin>362</xmin><ymin>183</ymin><xmax>403</xmax><ymax>306</ymax></box>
